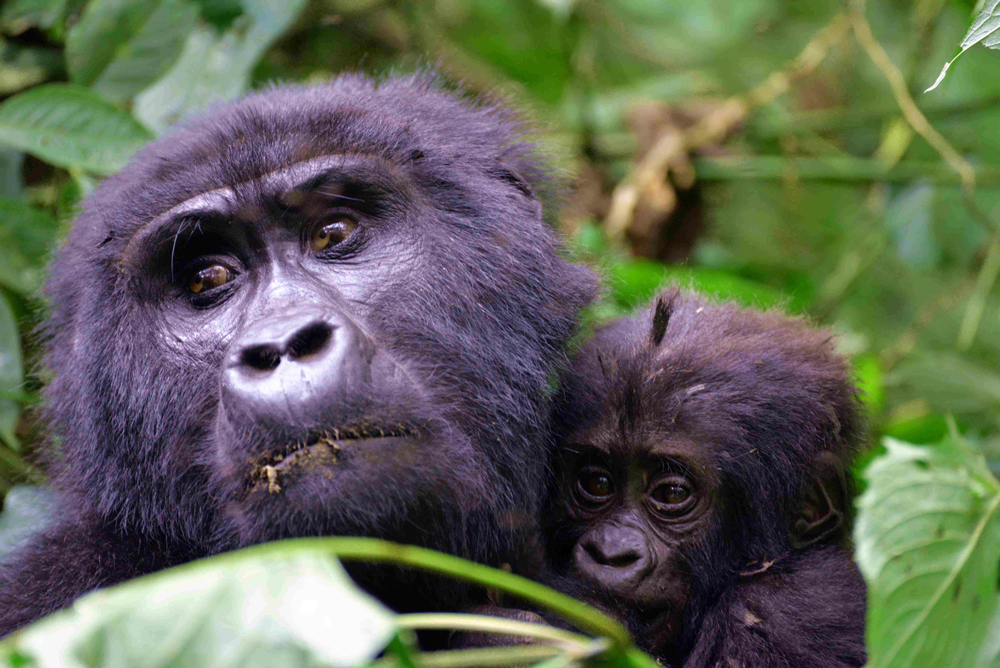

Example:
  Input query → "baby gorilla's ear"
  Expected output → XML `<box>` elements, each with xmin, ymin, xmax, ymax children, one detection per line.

<box><xmin>790</xmin><ymin>451</ymin><xmax>848</xmax><ymax>549</ymax></box>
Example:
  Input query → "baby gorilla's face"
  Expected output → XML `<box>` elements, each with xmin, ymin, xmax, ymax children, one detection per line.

<box><xmin>551</xmin><ymin>427</ymin><xmax>720</xmax><ymax>650</ymax></box>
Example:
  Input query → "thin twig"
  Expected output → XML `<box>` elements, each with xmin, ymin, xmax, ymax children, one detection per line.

<box><xmin>849</xmin><ymin>6</ymin><xmax>976</xmax><ymax>191</ymax></box>
<box><xmin>603</xmin><ymin>11</ymin><xmax>850</xmax><ymax>239</ymax></box>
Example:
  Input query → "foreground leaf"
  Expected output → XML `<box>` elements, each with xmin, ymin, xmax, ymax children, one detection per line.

<box><xmin>2</xmin><ymin>547</ymin><xmax>396</xmax><ymax>668</ymax></box>
<box><xmin>855</xmin><ymin>431</ymin><xmax>1000</xmax><ymax>668</ymax></box>
<box><xmin>926</xmin><ymin>0</ymin><xmax>1000</xmax><ymax>91</ymax></box>
<box><xmin>0</xmin><ymin>84</ymin><xmax>152</xmax><ymax>174</ymax></box>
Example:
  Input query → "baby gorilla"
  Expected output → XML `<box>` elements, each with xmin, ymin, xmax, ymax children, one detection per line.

<box><xmin>543</xmin><ymin>288</ymin><xmax>867</xmax><ymax>667</ymax></box>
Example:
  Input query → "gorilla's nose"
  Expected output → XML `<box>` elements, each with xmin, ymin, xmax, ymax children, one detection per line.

<box><xmin>222</xmin><ymin>308</ymin><xmax>373</xmax><ymax>426</ymax></box>
<box><xmin>574</xmin><ymin>524</ymin><xmax>654</xmax><ymax>587</ymax></box>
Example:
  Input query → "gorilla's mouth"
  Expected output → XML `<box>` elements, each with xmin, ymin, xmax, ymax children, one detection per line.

<box><xmin>250</xmin><ymin>425</ymin><xmax>420</xmax><ymax>494</ymax></box>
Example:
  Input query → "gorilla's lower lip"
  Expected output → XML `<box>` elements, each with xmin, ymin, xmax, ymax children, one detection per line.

<box><xmin>251</xmin><ymin>427</ymin><xmax>417</xmax><ymax>494</ymax></box>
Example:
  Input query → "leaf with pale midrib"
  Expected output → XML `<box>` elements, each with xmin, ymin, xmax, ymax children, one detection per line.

<box><xmin>856</xmin><ymin>432</ymin><xmax>1000</xmax><ymax>668</ymax></box>
<box><xmin>0</xmin><ymin>84</ymin><xmax>152</xmax><ymax>174</ymax></box>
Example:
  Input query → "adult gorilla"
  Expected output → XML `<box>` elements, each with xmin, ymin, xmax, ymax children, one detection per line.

<box><xmin>0</xmin><ymin>73</ymin><xmax>596</xmax><ymax>636</ymax></box>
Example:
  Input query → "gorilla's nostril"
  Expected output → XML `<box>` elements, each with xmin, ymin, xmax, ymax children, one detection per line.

<box><xmin>286</xmin><ymin>320</ymin><xmax>333</xmax><ymax>360</ymax></box>
<box><xmin>241</xmin><ymin>344</ymin><xmax>282</xmax><ymax>372</ymax></box>
<box><xmin>585</xmin><ymin>541</ymin><xmax>640</xmax><ymax>568</ymax></box>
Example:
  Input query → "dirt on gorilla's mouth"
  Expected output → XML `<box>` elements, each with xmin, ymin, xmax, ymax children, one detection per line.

<box><xmin>248</xmin><ymin>424</ymin><xmax>421</xmax><ymax>494</ymax></box>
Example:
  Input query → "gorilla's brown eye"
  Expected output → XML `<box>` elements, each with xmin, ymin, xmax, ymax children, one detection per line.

<box><xmin>187</xmin><ymin>265</ymin><xmax>232</xmax><ymax>294</ymax></box>
<box><xmin>310</xmin><ymin>216</ymin><xmax>358</xmax><ymax>252</ymax></box>
<box><xmin>576</xmin><ymin>468</ymin><xmax>614</xmax><ymax>501</ymax></box>
<box><xmin>650</xmin><ymin>482</ymin><xmax>692</xmax><ymax>507</ymax></box>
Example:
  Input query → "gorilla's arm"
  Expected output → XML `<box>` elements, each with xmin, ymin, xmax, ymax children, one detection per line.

<box><xmin>0</xmin><ymin>507</ymin><xmax>201</xmax><ymax>638</ymax></box>
<box><xmin>682</xmin><ymin>546</ymin><xmax>867</xmax><ymax>668</ymax></box>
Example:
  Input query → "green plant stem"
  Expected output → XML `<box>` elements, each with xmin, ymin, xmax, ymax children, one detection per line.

<box><xmin>531</xmin><ymin>638</ymin><xmax>611</xmax><ymax>668</ymax></box>
<box><xmin>0</xmin><ymin>389</ymin><xmax>41</xmax><ymax>404</ymax></box>
<box><xmin>207</xmin><ymin>538</ymin><xmax>634</xmax><ymax>648</ymax></box>
<box><xmin>396</xmin><ymin>613</ymin><xmax>591</xmax><ymax>649</ymax></box>
<box><xmin>957</xmin><ymin>237</ymin><xmax>1000</xmax><ymax>351</ymax></box>
<box><xmin>326</xmin><ymin>539</ymin><xmax>633</xmax><ymax>648</ymax></box>
<box><xmin>369</xmin><ymin>644</ymin><xmax>562</xmax><ymax>668</ymax></box>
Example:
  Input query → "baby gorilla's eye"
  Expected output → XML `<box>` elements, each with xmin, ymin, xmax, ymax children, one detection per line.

<box><xmin>310</xmin><ymin>215</ymin><xmax>358</xmax><ymax>252</ymax></box>
<box><xmin>576</xmin><ymin>467</ymin><xmax>614</xmax><ymax>503</ymax></box>
<box><xmin>187</xmin><ymin>264</ymin><xmax>232</xmax><ymax>294</ymax></box>
<box><xmin>651</xmin><ymin>483</ymin><xmax>690</xmax><ymax>505</ymax></box>
<box><xmin>649</xmin><ymin>478</ymin><xmax>696</xmax><ymax>517</ymax></box>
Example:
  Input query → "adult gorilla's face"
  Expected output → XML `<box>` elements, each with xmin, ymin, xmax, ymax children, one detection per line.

<box><xmin>42</xmin><ymin>75</ymin><xmax>596</xmax><ymax>567</ymax></box>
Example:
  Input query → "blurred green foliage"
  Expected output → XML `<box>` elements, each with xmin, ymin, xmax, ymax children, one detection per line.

<box><xmin>2</xmin><ymin>0</ymin><xmax>1000</xmax><ymax>665</ymax></box>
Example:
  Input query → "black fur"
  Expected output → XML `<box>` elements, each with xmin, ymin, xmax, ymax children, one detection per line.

<box><xmin>544</xmin><ymin>288</ymin><xmax>867</xmax><ymax>667</ymax></box>
<box><xmin>0</xmin><ymin>73</ymin><xmax>597</xmax><ymax>636</ymax></box>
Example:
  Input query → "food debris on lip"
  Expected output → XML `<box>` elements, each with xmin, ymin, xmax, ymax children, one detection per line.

<box><xmin>250</xmin><ymin>425</ymin><xmax>418</xmax><ymax>494</ymax></box>
<box><xmin>263</xmin><ymin>465</ymin><xmax>281</xmax><ymax>494</ymax></box>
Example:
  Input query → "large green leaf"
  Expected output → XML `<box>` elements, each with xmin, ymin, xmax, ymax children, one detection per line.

<box><xmin>0</xmin><ymin>295</ymin><xmax>22</xmax><ymax>451</ymax></box>
<box><xmin>0</xmin><ymin>84</ymin><xmax>153</xmax><ymax>174</ymax></box>
<box><xmin>855</xmin><ymin>432</ymin><xmax>1000</xmax><ymax>668</ymax></box>
<box><xmin>65</xmin><ymin>0</ymin><xmax>199</xmax><ymax>102</ymax></box>
<box><xmin>0</xmin><ymin>486</ymin><xmax>55</xmax><ymax>563</ymax></box>
<box><xmin>134</xmin><ymin>0</ymin><xmax>307</xmax><ymax>133</ymax></box>
<box><xmin>2</xmin><ymin>545</ymin><xmax>396</xmax><ymax>668</ymax></box>
<box><xmin>0</xmin><ymin>0</ymin><xmax>74</xmax><ymax>31</ymax></box>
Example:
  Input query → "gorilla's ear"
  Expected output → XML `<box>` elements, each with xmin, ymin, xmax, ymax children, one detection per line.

<box><xmin>790</xmin><ymin>451</ymin><xmax>848</xmax><ymax>549</ymax></box>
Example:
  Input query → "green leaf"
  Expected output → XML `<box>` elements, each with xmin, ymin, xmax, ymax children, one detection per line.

<box><xmin>853</xmin><ymin>353</ymin><xmax>884</xmax><ymax>416</ymax></box>
<box><xmin>0</xmin><ymin>197</ymin><xmax>60</xmax><ymax>295</ymax></box>
<box><xmin>66</xmin><ymin>0</ymin><xmax>199</xmax><ymax>102</ymax></box>
<box><xmin>926</xmin><ymin>0</ymin><xmax>1000</xmax><ymax>92</ymax></box>
<box><xmin>0</xmin><ymin>0</ymin><xmax>73</xmax><ymax>32</ymax></box>
<box><xmin>134</xmin><ymin>0</ymin><xmax>308</xmax><ymax>133</ymax></box>
<box><xmin>4</xmin><ymin>546</ymin><xmax>396</xmax><ymax>668</ymax></box>
<box><xmin>0</xmin><ymin>295</ymin><xmax>23</xmax><ymax>451</ymax></box>
<box><xmin>607</xmin><ymin>258</ymin><xmax>788</xmax><ymax>311</ymax></box>
<box><xmin>191</xmin><ymin>0</ymin><xmax>243</xmax><ymax>31</ymax></box>
<box><xmin>0</xmin><ymin>486</ymin><xmax>55</xmax><ymax>564</ymax></box>
<box><xmin>0</xmin><ymin>84</ymin><xmax>153</xmax><ymax>174</ymax></box>
<box><xmin>855</xmin><ymin>431</ymin><xmax>1000</xmax><ymax>668</ymax></box>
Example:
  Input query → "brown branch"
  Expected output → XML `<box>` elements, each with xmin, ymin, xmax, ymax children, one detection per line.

<box><xmin>604</xmin><ymin>12</ymin><xmax>850</xmax><ymax>240</ymax></box>
<box><xmin>849</xmin><ymin>7</ymin><xmax>976</xmax><ymax>191</ymax></box>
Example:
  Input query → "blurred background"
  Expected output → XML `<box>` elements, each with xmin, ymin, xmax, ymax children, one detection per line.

<box><xmin>1</xmin><ymin>0</ymin><xmax>999</xmax><ymax>514</ymax></box>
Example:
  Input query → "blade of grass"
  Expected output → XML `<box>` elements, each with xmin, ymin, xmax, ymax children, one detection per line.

<box><xmin>368</xmin><ymin>644</ymin><xmax>563</xmax><ymax>668</ymax></box>
<box><xmin>396</xmin><ymin>613</ymin><xmax>591</xmax><ymax>649</ymax></box>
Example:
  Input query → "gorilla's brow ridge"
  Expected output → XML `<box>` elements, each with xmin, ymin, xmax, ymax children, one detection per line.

<box><xmin>119</xmin><ymin>154</ymin><xmax>403</xmax><ymax>266</ymax></box>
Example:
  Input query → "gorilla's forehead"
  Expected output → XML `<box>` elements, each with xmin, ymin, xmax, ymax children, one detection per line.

<box><xmin>78</xmin><ymin>74</ymin><xmax>528</xmax><ymax>254</ymax></box>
